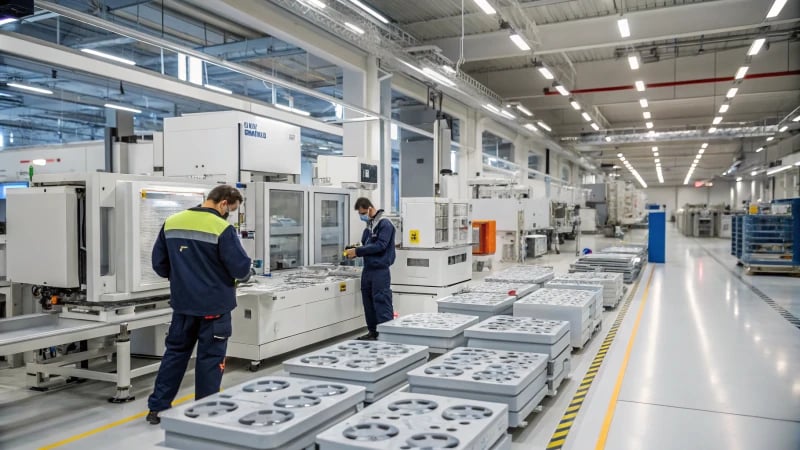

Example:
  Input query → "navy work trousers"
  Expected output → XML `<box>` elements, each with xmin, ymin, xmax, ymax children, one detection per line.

<box><xmin>147</xmin><ymin>312</ymin><xmax>231</xmax><ymax>412</ymax></box>
<box><xmin>361</xmin><ymin>268</ymin><xmax>394</xmax><ymax>333</ymax></box>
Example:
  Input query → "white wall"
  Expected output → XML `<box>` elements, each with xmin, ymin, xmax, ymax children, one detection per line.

<box><xmin>644</xmin><ymin>182</ymin><xmax>734</xmax><ymax>217</ymax></box>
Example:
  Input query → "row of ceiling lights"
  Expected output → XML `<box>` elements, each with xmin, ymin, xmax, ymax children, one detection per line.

<box><xmin>616</xmin><ymin>152</ymin><xmax>647</xmax><ymax>188</ymax></box>
<box><xmin>684</xmin><ymin>0</ymin><xmax>791</xmax><ymax>185</ymax></box>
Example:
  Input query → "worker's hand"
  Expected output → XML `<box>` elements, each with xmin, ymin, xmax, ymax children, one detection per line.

<box><xmin>345</xmin><ymin>248</ymin><xmax>357</xmax><ymax>259</ymax></box>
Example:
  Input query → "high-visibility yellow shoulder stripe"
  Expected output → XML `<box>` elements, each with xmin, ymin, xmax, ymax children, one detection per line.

<box><xmin>164</xmin><ymin>210</ymin><xmax>230</xmax><ymax>236</ymax></box>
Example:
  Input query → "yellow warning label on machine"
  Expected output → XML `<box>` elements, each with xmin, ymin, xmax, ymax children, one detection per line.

<box><xmin>141</xmin><ymin>190</ymin><xmax>147</xmax><ymax>199</ymax></box>
<box><xmin>409</xmin><ymin>229</ymin><xmax>420</xmax><ymax>244</ymax></box>
<box><xmin>339</xmin><ymin>282</ymin><xmax>347</xmax><ymax>292</ymax></box>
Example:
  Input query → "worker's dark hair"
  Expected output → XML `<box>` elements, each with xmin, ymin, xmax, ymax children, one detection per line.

<box><xmin>207</xmin><ymin>185</ymin><xmax>244</xmax><ymax>204</ymax></box>
<box><xmin>354</xmin><ymin>197</ymin><xmax>373</xmax><ymax>210</ymax></box>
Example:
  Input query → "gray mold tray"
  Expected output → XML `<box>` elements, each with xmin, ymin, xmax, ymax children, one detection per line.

<box><xmin>410</xmin><ymin>369</ymin><xmax>546</xmax><ymax>411</ymax></box>
<box><xmin>407</xmin><ymin>347</ymin><xmax>547</xmax><ymax>397</ymax></box>
<box><xmin>377</xmin><ymin>313</ymin><xmax>480</xmax><ymax>338</ymax></box>
<box><xmin>484</xmin><ymin>265</ymin><xmax>555</xmax><ymax>285</ymax></box>
<box><xmin>283</xmin><ymin>341</ymin><xmax>429</xmax><ymax>383</ymax></box>
<box><xmin>464</xmin><ymin>316</ymin><xmax>570</xmax><ymax>345</ymax></box>
<box><xmin>160</xmin><ymin>376</ymin><xmax>365</xmax><ymax>450</ymax></box>
<box><xmin>316</xmin><ymin>392</ymin><xmax>508</xmax><ymax>450</ymax></box>
<box><xmin>378</xmin><ymin>333</ymin><xmax>468</xmax><ymax>352</ymax></box>
<box><xmin>463</xmin><ymin>281</ymin><xmax>539</xmax><ymax>298</ymax></box>
<box><xmin>437</xmin><ymin>293</ymin><xmax>516</xmax><ymax>313</ymax></box>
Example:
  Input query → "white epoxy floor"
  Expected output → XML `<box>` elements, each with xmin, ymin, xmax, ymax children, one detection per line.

<box><xmin>1</xmin><ymin>225</ymin><xmax>799</xmax><ymax>450</ymax></box>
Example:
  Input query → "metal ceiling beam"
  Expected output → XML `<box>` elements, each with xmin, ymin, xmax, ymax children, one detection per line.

<box><xmin>426</xmin><ymin>0</ymin><xmax>800</xmax><ymax>62</ymax></box>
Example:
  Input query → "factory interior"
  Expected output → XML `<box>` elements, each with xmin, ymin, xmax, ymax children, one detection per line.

<box><xmin>0</xmin><ymin>1</ymin><xmax>798</xmax><ymax>449</ymax></box>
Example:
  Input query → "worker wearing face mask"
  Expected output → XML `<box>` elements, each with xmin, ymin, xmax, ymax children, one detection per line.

<box><xmin>146</xmin><ymin>184</ymin><xmax>252</xmax><ymax>425</ymax></box>
<box><xmin>345</xmin><ymin>197</ymin><xmax>396</xmax><ymax>341</ymax></box>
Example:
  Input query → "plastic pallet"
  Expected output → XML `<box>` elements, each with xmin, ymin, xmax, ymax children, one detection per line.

<box><xmin>316</xmin><ymin>392</ymin><xmax>509</xmax><ymax>450</ymax></box>
<box><xmin>513</xmin><ymin>289</ymin><xmax>598</xmax><ymax>349</ymax></box>
<box><xmin>283</xmin><ymin>341</ymin><xmax>429</xmax><ymax>383</ymax></box>
<box><xmin>491</xmin><ymin>434</ymin><xmax>512</xmax><ymax>450</ymax></box>
<box><xmin>463</xmin><ymin>281</ymin><xmax>539</xmax><ymax>298</ymax></box>
<box><xmin>160</xmin><ymin>376</ymin><xmax>366</xmax><ymax>450</ymax></box>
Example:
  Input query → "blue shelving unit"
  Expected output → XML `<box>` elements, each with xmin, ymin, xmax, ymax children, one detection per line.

<box><xmin>731</xmin><ymin>215</ymin><xmax>743</xmax><ymax>259</ymax></box>
<box><xmin>740</xmin><ymin>199</ymin><xmax>798</xmax><ymax>272</ymax></box>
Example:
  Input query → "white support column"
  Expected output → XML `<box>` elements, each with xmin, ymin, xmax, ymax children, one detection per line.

<box><xmin>514</xmin><ymin>136</ymin><xmax>529</xmax><ymax>185</ymax></box>
<box><xmin>343</xmin><ymin>66</ymin><xmax>367</xmax><ymax>159</ymax></box>
<box><xmin>379</xmin><ymin>72</ymin><xmax>393</xmax><ymax>211</ymax></box>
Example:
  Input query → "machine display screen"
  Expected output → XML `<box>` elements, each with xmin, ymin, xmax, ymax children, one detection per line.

<box><xmin>0</xmin><ymin>181</ymin><xmax>28</xmax><ymax>200</ymax></box>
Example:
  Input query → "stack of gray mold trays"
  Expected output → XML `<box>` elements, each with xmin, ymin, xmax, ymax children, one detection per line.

<box><xmin>513</xmin><ymin>288</ymin><xmax>600</xmax><ymax>350</ymax></box>
<box><xmin>316</xmin><ymin>392</ymin><xmax>510</xmax><ymax>450</ymax></box>
<box><xmin>462</xmin><ymin>281</ymin><xmax>539</xmax><ymax>299</ymax></box>
<box><xmin>463</xmin><ymin>316</ymin><xmax>571</xmax><ymax>396</ymax></box>
<box><xmin>570</xmin><ymin>253</ymin><xmax>641</xmax><ymax>283</ymax></box>
<box><xmin>547</xmin><ymin>272</ymin><xmax>624</xmax><ymax>308</ymax></box>
<box><xmin>407</xmin><ymin>347</ymin><xmax>549</xmax><ymax>428</ymax></box>
<box><xmin>541</xmin><ymin>281</ymin><xmax>604</xmax><ymax>333</ymax></box>
<box><xmin>160</xmin><ymin>376</ymin><xmax>365</xmax><ymax>450</ymax></box>
<box><xmin>377</xmin><ymin>313</ymin><xmax>480</xmax><ymax>354</ymax></box>
<box><xmin>600</xmin><ymin>245</ymin><xmax>647</xmax><ymax>258</ymax></box>
<box><xmin>436</xmin><ymin>292</ymin><xmax>517</xmax><ymax>321</ymax></box>
<box><xmin>484</xmin><ymin>265</ymin><xmax>555</xmax><ymax>286</ymax></box>
<box><xmin>283</xmin><ymin>341</ymin><xmax>429</xmax><ymax>402</ymax></box>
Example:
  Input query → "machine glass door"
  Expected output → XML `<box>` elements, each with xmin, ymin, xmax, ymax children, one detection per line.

<box><xmin>314</xmin><ymin>193</ymin><xmax>347</xmax><ymax>264</ymax></box>
<box><xmin>269</xmin><ymin>189</ymin><xmax>305</xmax><ymax>270</ymax></box>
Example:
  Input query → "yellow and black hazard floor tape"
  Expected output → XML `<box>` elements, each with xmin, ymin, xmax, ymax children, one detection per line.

<box><xmin>546</xmin><ymin>273</ymin><xmax>643</xmax><ymax>450</ymax></box>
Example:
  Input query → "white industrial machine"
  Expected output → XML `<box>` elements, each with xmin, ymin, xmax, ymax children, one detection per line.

<box><xmin>236</xmin><ymin>183</ymin><xmax>352</xmax><ymax>274</ymax></box>
<box><xmin>0</xmin><ymin>173</ymin><xmax>213</xmax><ymax>401</ymax></box>
<box><xmin>390</xmin><ymin>197</ymin><xmax>473</xmax><ymax>315</ymax></box>
<box><xmin>229</xmin><ymin>266</ymin><xmax>364</xmax><ymax>371</ymax></box>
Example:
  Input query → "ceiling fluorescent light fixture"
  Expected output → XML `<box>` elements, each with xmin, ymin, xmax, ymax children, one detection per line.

<box><xmin>726</xmin><ymin>87</ymin><xmax>738</xmax><ymax>98</ymax></box>
<box><xmin>537</xmin><ymin>121</ymin><xmax>552</xmax><ymax>132</ymax></box>
<box><xmin>658</xmin><ymin>170</ymin><xmax>664</xmax><ymax>184</ymax></box>
<box><xmin>654</xmin><ymin>158</ymin><xmax>660</xmax><ymax>163</ymax></box>
<box><xmin>516</xmin><ymin>104</ymin><xmax>533</xmax><ymax>116</ymax></box>
<box><xmin>698</xmin><ymin>149</ymin><xmax>705</xmax><ymax>154</ymax></box>
<box><xmin>524</xmin><ymin>123</ymin><xmax>537</xmax><ymax>131</ymax></box>
<box><xmin>755</xmin><ymin>147</ymin><xmax>764</xmax><ymax>153</ymax></box>
<box><xmin>766</xmin><ymin>136</ymin><xmax>774</xmax><ymax>141</ymax></box>
<box><xmin>204</xmin><ymin>84</ymin><xmax>232</xmax><ymax>95</ymax></box>
<box><xmin>735</xmin><ymin>66</ymin><xmax>749</xmax><ymax>80</ymax></box>
<box><xmin>793</xmin><ymin>115</ymin><xmax>800</xmax><ymax>122</ymax></box>
<box><xmin>719</xmin><ymin>103</ymin><xmax>729</xmax><ymax>113</ymax></box>
<box><xmin>7</xmin><ymin>82</ymin><xmax>53</xmax><ymax>95</ymax></box>
<box><xmin>617</xmin><ymin>153</ymin><xmax>624</xmax><ymax>158</ymax></box>
<box><xmin>635</xmin><ymin>80</ymin><xmax>645</xmax><ymax>92</ymax></box>
<box><xmin>537</xmin><ymin>66</ymin><xmax>554</xmax><ymax>80</ymax></box>
<box><xmin>306</xmin><ymin>0</ymin><xmax>326</xmax><ymax>8</ymax></box>
<box><xmin>767</xmin><ymin>165</ymin><xmax>792</xmax><ymax>175</ymax></box>
<box><xmin>0</xmin><ymin>18</ymin><xmax>19</xmax><ymax>26</ymax></box>
<box><xmin>701</xmin><ymin>143</ymin><xmax>708</xmax><ymax>149</ymax></box>
<box><xmin>779</xmin><ymin>125</ymin><xmax>788</xmax><ymax>132</ymax></box>
<box><xmin>712</xmin><ymin>116</ymin><xmax>723</xmax><ymax>125</ymax></box>
<box><xmin>509</xmin><ymin>34</ymin><xmax>531</xmax><ymax>51</ymax></box>
<box><xmin>645</xmin><ymin>121</ymin><xmax>653</xmax><ymax>129</ymax></box>
<box><xmin>639</xmin><ymin>98</ymin><xmax>648</xmax><ymax>108</ymax></box>
<box><xmin>605</xmin><ymin>136</ymin><xmax>613</xmax><ymax>142</ymax></box>
<box><xmin>709</xmin><ymin>127</ymin><xmax>718</xmax><ymax>133</ymax></box>
<box><xmin>473</xmin><ymin>0</ymin><xmax>497</xmax><ymax>15</ymax></box>
<box><xmin>275</xmin><ymin>103</ymin><xmax>311</xmax><ymax>116</ymax></box>
<box><xmin>591</xmin><ymin>123</ymin><xmax>600</xmax><ymax>131</ymax></box>
<box><xmin>736</xmin><ymin>176</ymin><xmax>743</xmax><ymax>182</ymax></box>
<box><xmin>617</xmin><ymin>17</ymin><xmax>630</xmax><ymax>38</ymax></box>
<box><xmin>581</xmin><ymin>112</ymin><xmax>592</xmax><ymax>122</ymax></box>
<box><xmin>348</xmin><ymin>0</ymin><xmax>389</xmax><ymax>23</ymax></box>
<box><xmin>421</xmin><ymin>68</ymin><xmax>456</xmax><ymax>87</ymax></box>
<box><xmin>652</xmin><ymin>146</ymin><xmax>658</xmax><ymax>152</ymax></box>
<box><xmin>344</xmin><ymin>22</ymin><xmax>365</xmax><ymax>34</ymax></box>
<box><xmin>628</xmin><ymin>54</ymin><xmax>640</xmax><ymax>70</ymax></box>
<box><xmin>748</xmin><ymin>38</ymin><xmax>766</xmax><ymax>56</ymax></box>
<box><xmin>441</xmin><ymin>65</ymin><xmax>456</xmax><ymax>74</ymax></box>
<box><xmin>104</xmin><ymin>103</ymin><xmax>142</xmax><ymax>114</ymax></box>
<box><xmin>766</xmin><ymin>0</ymin><xmax>789</xmax><ymax>18</ymax></box>
<box><xmin>500</xmin><ymin>110</ymin><xmax>516</xmax><ymax>120</ymax></box>
<box><xmin>554</xmin><ymin>83</ymin><xmax>570</xmax><ymax>96</ymax></box>
<box><xmin>482</xmin><ymin>104</ymin><xmax>500</xmax><ymax>113</ymax></box>
<box><xmin>570</xmin><ymin>99</ymin><xmax>581</xmax><ymax>110</ymax></box>
<box><xmin>81</xmin><ymin>48</ymin><xmax>136</xmax><ymax>65</ymax></box>
<box><xmin>751</xmin><ymin>170</ymin><xmax>758</xmax><ymax>176</ymax></box>
<box><xmin>643</xmin><ymin>111</ymin><xmax>651</xmax><ymax>119</ymax></box>
<box><xmin>343</xmin><ymin>116</ymin><xmax>378</xmax><ymax>122</ymax></box>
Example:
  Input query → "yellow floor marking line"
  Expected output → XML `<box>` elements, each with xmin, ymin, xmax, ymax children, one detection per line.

<box><xmin>546</xmin><ymin>265</ymin><xmax>653</xmax><ymax>450</ymax></box>
<box><xmin>594</xmin><ymin>266</ymin><xmax>656</xmax><ymax>450</ymax></box>
<box><xmin>39</xmin><ymin>393</ymin><xmax>196</xmax><ymax>450</ymax></box>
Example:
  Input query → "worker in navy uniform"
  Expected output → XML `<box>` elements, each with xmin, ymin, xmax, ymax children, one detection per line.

<box><xmin>345</xmin><ymin>197</ymin><xmax>396</xmax><ymax>341</ymax></box>
<box><xmin>146</xmin><ymin>185</ymin><xmax>252</xmax><ymax>425</ymax></box>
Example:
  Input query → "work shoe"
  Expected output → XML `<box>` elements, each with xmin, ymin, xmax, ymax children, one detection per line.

<box><xmin>356</xmin><ymin>332</ymin><xmax>379</xmax><ymax>341</ymax></box>
<box><xmin>146</xmin><ymin>411</ymin><xmax>161</xmax><ymax>425</ymax></box>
